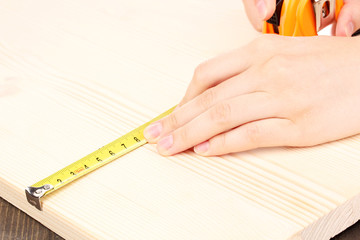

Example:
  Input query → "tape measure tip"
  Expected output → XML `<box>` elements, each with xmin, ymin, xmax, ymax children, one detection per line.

<box><xmin>25</xmin><ymin>184</ymin><xmax>54</xmax><ymax>211</ymax></box>
<box><xmin>24</xmin><ymin>106</ymin><xmax>176</xmax><ymax>210</ymax></box>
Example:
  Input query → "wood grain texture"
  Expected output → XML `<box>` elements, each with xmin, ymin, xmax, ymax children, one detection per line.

<box><xmin>1</xmin><ymin>196</ymin><xmax>360</xmax><ymax>240</ymax></box>
<box><xmin>0</xmin><ymin>0</ymin><xmax>360</xmax><ymax>239</ymax></box>
<box><xmin>1</xmin><ymin>197</ymin><xmax>359</xmax><ymax>240</ymax></box>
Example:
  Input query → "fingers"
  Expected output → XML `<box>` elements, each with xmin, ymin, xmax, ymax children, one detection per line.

<box><xmin>178</xmin><ymin>35</ymin><xmax>282</xmax><ymax>108</ymax></box>
<box><xmin>155</xmin><ymin>92</ymin><xmax>277</xmax><ymax>156</ymax></box>
<box><xmin>242</xmin><ymin>0</ymin><xmax>264</xmax><ymax>31</ymax></box>
<box><xmin>145</xmin><ymin>70</ymin><xmax>258</xmax><ymax>142</ymax></box>
<box><xmin>256</xmin><ymin>0</ymin><xmax>276</xmax><ymax>21</ymax></box>
<box><xmin>336</xmin><ymin>0</ymin><xmax>360</xmax><ymax>36</ymax></box>
<box><xmin>178</xmin><ymin>46</ymin><xmax>255</xmax><ymax>107</ymax></box>
<box><xmin>194</xmin><ymin>118</ymin><xmax>297</xmax><ymax>156</ymax></box>
<box><xmin>242</xmin><ymin>0</ymin><xmax>276</xmax><ymax>31</ymax></box>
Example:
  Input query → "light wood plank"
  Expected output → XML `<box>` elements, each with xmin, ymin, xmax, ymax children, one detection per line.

<box><xmin>0</xmin><ymin>0</ymin><xmax>359</xmax><ymax>239</ymax></box>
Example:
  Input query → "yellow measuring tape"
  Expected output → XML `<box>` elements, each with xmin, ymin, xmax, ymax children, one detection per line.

<box><xmin>25</xmin><ymin>106</ymin><xmax>175</xmax><ymax>210</ymax></box>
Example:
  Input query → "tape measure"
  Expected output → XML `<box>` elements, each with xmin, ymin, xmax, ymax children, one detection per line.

<box><xmin>25</xmin><ymin>106</ymin><xmax>175</xmax><ymax>210</ymax></box>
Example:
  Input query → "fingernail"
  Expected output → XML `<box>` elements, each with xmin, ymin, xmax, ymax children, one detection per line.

<box><xmin>194</xmin><ymin>141</ymin><xmax>209</xmax><ymax>155</ymax></box>
<box><xmin>144</xmin><ymin>122</ymin><xmax>162</xmax><ymax>141</ymax></box>
<box><xmin>345</xmin><ymin>21</ymin><xmax>355</xmax><ymax>37</ymax></box>
<box><xmin>256</xmin><ymin>0</ymin><xmax>267</xmax><ymax>20</ymax></box>
<box><xmin>157</xmin><ymin>135</ymin><xmax>173</xmax><ymax>153</ymax></box>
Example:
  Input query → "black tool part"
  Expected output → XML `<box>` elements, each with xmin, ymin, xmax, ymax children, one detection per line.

<box><xmin>352</xmin><ymin>28</ymin><xmax>360</xmax><ymax>37</ymax></box>
<box><xmin>266</xmin><ymin>0</ymin><xmax>284</xmax><ymax>27</ymax></box>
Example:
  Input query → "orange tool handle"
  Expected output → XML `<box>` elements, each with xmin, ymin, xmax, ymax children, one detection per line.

<box><xmin>263</xmin><ymin>0</ymin><xmax>344</xmax><ymax>36</ymax></box>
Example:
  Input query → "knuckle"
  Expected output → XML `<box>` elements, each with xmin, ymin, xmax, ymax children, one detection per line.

<box><xmin>211</xmin><ymin>102</ymin><xmax>232</xmax><ymax>125</ymax></box>
<box><xmin>198</xmin><ymin>89</ymin><xmax>216</xmax><ymax>110</ymax></box>
<box><xmin>263</xmin><ymin>54</ymin><xmax>292</xmax><ymax>78</ymax></box>
<box><xmin>166</xmin><ymin>113</ymin><xmax>179</xmax><ymax>130</ymax></box>
<box><xmin>177</xmin><ymin>127</ymin><xmax>189</xmax><ymax>143</ymax></box>
<box><xmin>192</xmin><ymin>62</ymin><xmax>209</xmax><ymax>86</ymax></box>
<box><xmin>245</xmin><ymin>123</ymin><xmax>262</xmax><ymax>147</ymax></box>
<box><xmin>216</xmin><ymin>133</ymin><xmax>227</xmax><ymax>149</ymax></box>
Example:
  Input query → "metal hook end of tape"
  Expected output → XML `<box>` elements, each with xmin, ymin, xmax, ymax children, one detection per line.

<box><xmin>313</xmin><ymin>0</ymin><xmax>336</xmax><ymax>32</ymax></box>
<box><xmin>25</xmin><ymin>184</ymin><xmax>54</xmax><ymax>211</ymax></box>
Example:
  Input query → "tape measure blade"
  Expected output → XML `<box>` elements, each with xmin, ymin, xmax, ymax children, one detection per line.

<box><xmin>31</xmin><ymin>127</ymin><xmax>146</xmax><ymax>191</ymax></box>
<box><xmin>26</xmin><ymin>106</ymin><xmax>175</xmax><ymax>210</ymax></box>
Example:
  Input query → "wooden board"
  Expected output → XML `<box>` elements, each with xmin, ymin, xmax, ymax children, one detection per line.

<box><xmin>1</xmin><ymin>197</ymin><xmax>360</xmax><ymax>240</ymax></box>
<box><xmin>0</xmin><ymin>0</ymin><xmax>360</xmax><ymax>239</ymax></box>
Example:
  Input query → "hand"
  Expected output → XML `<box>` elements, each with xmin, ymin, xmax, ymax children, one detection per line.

<box><xmin>242</xmin><ymin>0</ymin><xmax>360</xmax><ymax>36</ymax></box>
<box><xmin>335</xmin><ymin>0</ymin><xmax>360</xmax><ymax>36</ymax></box>
<box><xmin>144</xmin><ymin>35</ymin><xmax>360</xmax><ymax>156</ymax></box>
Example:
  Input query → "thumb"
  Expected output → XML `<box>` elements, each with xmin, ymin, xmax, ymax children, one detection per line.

<box><xmin>256</xmin><ymin>0</ymin><xmax>276</xmax><ymax>20</ymax></box>
<box><xmin>243</xmin><ymin>0</ymin><xmax>276</xmax><ymax>31</ymax></box>
<box><xmin>335</xmin><ymin>0</ymin><xmax>360</xmax><ymax>36</ymax></box>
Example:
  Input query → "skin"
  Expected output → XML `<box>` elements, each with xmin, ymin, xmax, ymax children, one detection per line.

<box><xmin>144</xmin><ymin>1</ymin><xmax>360</xmax><ymax>156</ymax></box>
<box><xmin>244</xmin><ymin>0</ymin><xmax>360</xmax><ymax>36</ymax></box>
